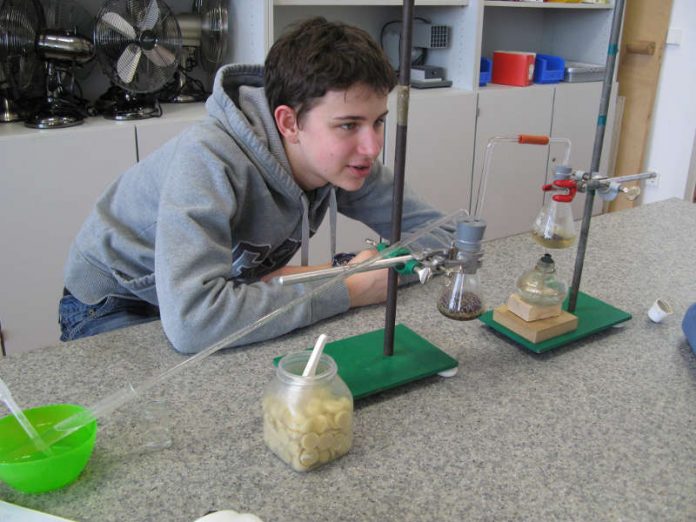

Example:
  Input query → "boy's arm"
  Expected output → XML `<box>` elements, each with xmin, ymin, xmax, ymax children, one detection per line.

<box><xmin>336</xmin><ymin>162</ymin><xmax>455</xmax><ymax>251</ymax></box>
<box><xmin>153</xmin><ymin>147</ymin><xmax>350</xmax><ymax>354</ymax></box>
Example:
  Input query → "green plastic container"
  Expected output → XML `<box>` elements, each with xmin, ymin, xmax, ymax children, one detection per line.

<box><xmin>0</xmin><ymin>404</ymin><xmax>97</xmax><ymax>493</ymax></box>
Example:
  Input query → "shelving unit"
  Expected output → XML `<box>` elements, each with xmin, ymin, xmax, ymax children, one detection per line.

<box><xmin>1</xmin><ymin>0</ymin><xmax>622</xmax><ymax>353</ymax></box>
<box><xmin>484</xmin><ymin>1</ymin><xmax>611</xmax><ymax>9</ymax></box>
<box><xmin>274</xmin><ymin>1</ymin><xmax>468</xmax><ymax>5</ymax></box>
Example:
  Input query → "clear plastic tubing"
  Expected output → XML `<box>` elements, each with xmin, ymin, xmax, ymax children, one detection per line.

<box><xmin>0</xmin><ymin>377</ymin><xmax>53</xmax><ymax>456</ymax></box>
<box><xmin>5</xmin><ymin>208</ymin><xmax>466</xmax><ymax>460</ymax></box>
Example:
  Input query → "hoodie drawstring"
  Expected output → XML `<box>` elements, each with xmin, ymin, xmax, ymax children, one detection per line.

<box><xmin>300</xmin><ymin>187</ymin><xmax>338</xmax><ymax>267</ymax></box>
<box><xmin>329</xmin><ymin>187</ymin><xmax>337</xmax><ymax>259</ymax></box>
<box><xmin>301</xmin><ymin>195</ymin><xmax>310</xmax><ymax>266</ymax></box>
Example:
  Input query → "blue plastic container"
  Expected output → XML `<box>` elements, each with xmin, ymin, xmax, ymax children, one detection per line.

<box><xmin>534</xmin><ymin>54</ymin><xmax>565</xmax><ymax>84</ymax></box>
<box><xmin>479</xmin><ymin>57</ymin><xmax>491</xmax><ymax>86</ymax></box>
<box><xmin>683</xmin><ymin>303</ymin><xmax>696</xmax><ymax>356</ymax></box>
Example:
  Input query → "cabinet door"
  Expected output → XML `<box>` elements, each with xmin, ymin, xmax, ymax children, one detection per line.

<box><xmin>384</xmin><ymin>89</ymin><xmax>476</xmax><ymax>216</ymax></box>
<box><xmin>474</xmin><ymin>85</ymin><xmax>554</xmax><ymax>240</ymax></box>
<box><xmin>549</xmin><ymin>82</ymin><xmax>611</xmax><ymax>218</ymax></box>
<box><xmin>0</xmin><ymin>124</ymin><xmax>137</xmax><ymax>354</ymax></box>
<box><xmin>135</xmin><ymin>103</ymin><xmax>207</xmax><ymax>161</ymax></box>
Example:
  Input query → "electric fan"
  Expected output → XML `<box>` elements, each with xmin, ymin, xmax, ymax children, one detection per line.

<box><xmin>0</xmin><ymin>0</ymin><xmax>94</xmax><ymax>128</ymax></box>
<box><xmin>93</xmin><ymin>0</ymin><xmax>182</xmax><ymax>120</ymax></box>
<box><xmin>23</xmin><ymin>0</ymin><xmax>95</xmax><ymax>128</ymax></box>
<box><xmin>0</xmin><ymin>0</ymin><xmax>45</xmax><ymax>123</ymax></box>
<box><xmin>158</xmin><ymin>0</ymin><xmax>228</xmax><ymax>103</ymax></box>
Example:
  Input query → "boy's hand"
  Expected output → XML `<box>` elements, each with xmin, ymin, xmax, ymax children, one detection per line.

<box><xmin>345</xmin><ymin>249</ymin><xmax>389</xmax><ymax>308</ymax></box>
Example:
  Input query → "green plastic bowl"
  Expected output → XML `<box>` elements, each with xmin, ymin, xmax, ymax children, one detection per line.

<box><xmin>0</xmin><ymin>404</ymin><xmax>97</xmax><ymax>493</ymax></box>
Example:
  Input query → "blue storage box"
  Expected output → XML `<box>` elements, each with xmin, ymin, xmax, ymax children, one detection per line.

<box><xmin>479</xmin><ymin>57</ymin><xmax>491</xmax><ymax>86</ymax></box>
<box><xmin>534</xmin><ymin>54</ymin><xmax>565</xmax><ymax>84</ymax></box>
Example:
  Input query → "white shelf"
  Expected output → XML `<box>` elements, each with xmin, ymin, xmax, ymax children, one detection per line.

<box><xmin>0</xmin><ymin>103</ymin><xmax>206</xmax><ymax>140</ymax></box>
<box><xmin>484</xmin><ymin>1</ymin><xmax>612</xmax><ymax>8</ymax></box>
<box><xmin>274</xmin><ymin>1</ymin><xmax>468</xmax><ymax>6</ymax></box>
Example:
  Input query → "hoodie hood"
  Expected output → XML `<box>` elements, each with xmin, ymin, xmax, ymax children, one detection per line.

<box><xmin>205</xmin><ymin>63</ymin><xmax>338</xmax><ymax>263</ymax></box>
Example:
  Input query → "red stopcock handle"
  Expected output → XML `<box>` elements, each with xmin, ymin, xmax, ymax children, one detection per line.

<box><xmin>542</xmin><ymin>179</ymin><xmax>577</xmax><ymax>202</ymax></box>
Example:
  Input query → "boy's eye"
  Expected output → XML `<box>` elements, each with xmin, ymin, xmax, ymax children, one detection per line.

<box><xmin>340</xmin><ymin>122</ymin><xmax>357</xmax><ymax>130</ymax></box>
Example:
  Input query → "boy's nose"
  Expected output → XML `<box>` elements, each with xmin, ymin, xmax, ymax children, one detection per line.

<box><xmin>358</xmin><ymin>129</ymin><xmax>383</xmax><ymax>158</ymax></box>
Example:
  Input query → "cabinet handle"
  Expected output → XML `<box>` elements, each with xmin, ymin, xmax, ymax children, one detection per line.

<box><xmin>625</xmin><ymin>40</ymin><xmax>656</xmax><ymax>55</ymax></box>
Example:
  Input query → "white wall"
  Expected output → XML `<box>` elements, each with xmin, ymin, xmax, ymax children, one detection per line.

<box><xmin>642</xmin><ymin>0</ymin><xmax>696</xmax><ymax>203</ymax></box>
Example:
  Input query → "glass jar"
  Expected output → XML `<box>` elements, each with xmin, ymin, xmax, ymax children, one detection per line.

<box><xmin>262</xmin><ymin>352</ymin><xmax>353</xmax><ymax>472</ymax></box>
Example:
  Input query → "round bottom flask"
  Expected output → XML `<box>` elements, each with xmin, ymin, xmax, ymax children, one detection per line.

<box><xmin>516</xmin><ymin>253</ymin><xmax>567</xmax><ymax>306</ymax></box>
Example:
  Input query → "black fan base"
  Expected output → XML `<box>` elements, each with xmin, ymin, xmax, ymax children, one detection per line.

<box><xmin>21</xmin><ymin>94</ymin><xmax>92</xmax><ymax>129</ymax></box>
<box><xmin>96</xmin><ymin>87</ymin><xmax>162</xmax><ymax>121</ymax></box>
<box><xmin>102</xmin><ymin>104</ymin><xmax>160</xmax><ymax>121</ymax></box>
<box><xmin>24</xmin><ymin>113</ymin><xmax>84</xmax><ymax>129</ymax></box>
<box><xmin>162</xmin><ymin>91</ymin><xmax>207</xmax><ymax>103</ymax></box>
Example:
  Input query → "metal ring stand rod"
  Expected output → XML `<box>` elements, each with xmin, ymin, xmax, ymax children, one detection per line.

<box><xmin>384</xmin><ymin>0</ymin><xmax>415</xmax><ymax>356</ymax></box>
<box><xmin>568</xmin><ymin>0</ymin><xmax>626</xmax><ymax>313</ymax></box>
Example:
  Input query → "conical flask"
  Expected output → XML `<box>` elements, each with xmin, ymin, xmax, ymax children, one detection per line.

<box><xmin>437</xmin><ymin>218</ymin><xmax>487</xmax><ymax>321</ymax></box>
<box><xmin>532</xmin><ymin>165</ymin><xmax>577</xmax><ymax>249</ymax></box>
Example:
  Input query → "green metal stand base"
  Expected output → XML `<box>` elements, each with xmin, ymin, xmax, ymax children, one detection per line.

<box><xmin>479</xmin><ymin>291</ymin><xmax>632</xmax><ymax>353</ymax></box>
<box><xmin>276</xmin><ymin>324</ymin><xmax>458</xmax><ymax>400</ymax></box>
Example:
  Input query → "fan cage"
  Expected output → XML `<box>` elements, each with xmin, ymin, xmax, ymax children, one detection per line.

<box><xmin>94</xmin><ymin>0</ymin><xmax>182</xmax><ymax>94</ymax></box>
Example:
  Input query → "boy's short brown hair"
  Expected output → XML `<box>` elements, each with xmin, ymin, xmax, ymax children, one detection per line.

<box><xmin>264</xmin><ymin>17</ymin><xmax>397</xmax><ymax>124</ymax></box>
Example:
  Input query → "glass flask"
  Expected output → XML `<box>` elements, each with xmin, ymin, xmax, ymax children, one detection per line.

<box><xmin>263</xmin><ymin>352</ymin><xmax>353</xmax><ymax>472</ymax></box>
<box><xmin>532</xmin><ymin>165</ymin><xmax>577</xmax><ymax>249</ymax></box>
<box><xmin>516</xmin><ymin>253</ymin><xmax>568</xmax><ymax>306</ymax></box>
<box><xmin>437</xmin><ymin>218</ymin><xmax>487</xmax><ymax>321</ymax></box>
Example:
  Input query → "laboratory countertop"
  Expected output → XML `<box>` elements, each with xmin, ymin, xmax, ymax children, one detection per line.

<box><xmin>1</xmin><ymin>198</ymin><xmax>695</xmax><ymax>522</ymax></box>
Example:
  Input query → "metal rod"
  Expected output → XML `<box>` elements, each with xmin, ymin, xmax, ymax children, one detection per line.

<box><xmin>277</xmin><ymin>255</ymin><xmax>415</xmax><ymax>285</ymax></box>
<box><xmin>604</xmin><ymin>171</ymin><xmax>656</xmax><ymax>185</ymax></box>
<box><xmin>384</xmin><ymin>0</ymin><xmax>415</xmax><ymax>357</ymax></box>
<box><xmin>568</xmin><ymin>0</ymin><xmax>626</xmax><ymax>313</ymax></box>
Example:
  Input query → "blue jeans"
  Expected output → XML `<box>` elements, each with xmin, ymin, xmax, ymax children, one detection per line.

<box><xmin>58</xmin><ymin>292</ymin><xmax>160</xmax><ymax>342</ymax></box>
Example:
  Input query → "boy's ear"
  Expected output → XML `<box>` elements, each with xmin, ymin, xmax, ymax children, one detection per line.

<box><xmin>274</xmin><ymin>105</ymin><xmax>300</xmax><ymax>144</ymax></box>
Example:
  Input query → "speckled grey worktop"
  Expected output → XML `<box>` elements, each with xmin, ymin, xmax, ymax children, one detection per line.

<box><xmin>1</xmin><ymin>198</ymin><xmax>695</xmax><ymax>521</ymax></box>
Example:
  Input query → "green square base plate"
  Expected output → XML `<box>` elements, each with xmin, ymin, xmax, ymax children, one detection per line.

<box><xmin>275</xmin><ymin>324</ymin><xmax>458</xmax><ymax>400</ymax></box>
<box><xmin>478</xmin><ymin>291</ymin><xmax>632</xmax><ymax>353</ymax></box>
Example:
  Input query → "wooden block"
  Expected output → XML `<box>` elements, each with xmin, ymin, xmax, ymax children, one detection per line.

<box><xmin>506</xmin><ymin>293</ymin><xmax>563</xmax><ymax>322</ymax></box>
<box><xmin>493</xmin><ymin>304</ymin><xmax>578</xmax><ymax>344</ymax></box>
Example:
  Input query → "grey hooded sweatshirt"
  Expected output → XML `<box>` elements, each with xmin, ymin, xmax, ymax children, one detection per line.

<box><xmin>64</xmin><ymin>64</ymin><xmax>452</xmax><ymax>354</ymax></box>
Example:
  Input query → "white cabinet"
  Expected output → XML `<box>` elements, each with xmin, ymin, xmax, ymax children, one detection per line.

<box><xmin>0</xmin><ymin>104</ymin><xmax>206</xmax><ymax>355</ymax></box>
<box><xmin>385</xmin><ymin>88</ymin><xmax>476</xmax><ymax>215</ymax></box>
<box><xmin>0</xmin><ymin>121</ymin><xmax>137</xmax><ymax>355</ymax></box>
<box><xmin>134</xmin><ymin>103</ymin><xmax>207</xmax><ymax>160</ymax></box>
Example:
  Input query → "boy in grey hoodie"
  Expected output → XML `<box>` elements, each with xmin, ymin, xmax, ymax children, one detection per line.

<box><xmin>60</xmin><ymin>17</ymin><xmax>453</xmax><ymax>354</ymax></box>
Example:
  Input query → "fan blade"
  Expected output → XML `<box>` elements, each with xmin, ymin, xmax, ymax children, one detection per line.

<box><xmin>139</xmin><ymin>0</ymin><xmax>160</xmax><ymax>31</ymax></box>
<box><xmin>116</xmin><ymin>44</ymin><xmax>142</xmax><ymax>84</ymax></box>
<box><xmin>101</xmin><ymin>11</ymin><xmax>136</xmax><ymax>40</ymax></box>
<box><xmin>144</xmin><ymin>44</ymin><xmax>175</xmax><ymax>67</ymax></box>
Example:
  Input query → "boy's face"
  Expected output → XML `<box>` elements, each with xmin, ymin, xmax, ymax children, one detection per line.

<box><xmin>279</xmin><ymin>83</ymin><xmax>388</xmax><ymax>192</ymax></box>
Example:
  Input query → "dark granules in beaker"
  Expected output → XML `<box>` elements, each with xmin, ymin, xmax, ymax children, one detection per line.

<box><xmin>437</xmin><ymin>291</ymin><xmax>483</xmax><ymax>321</ymax></box>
